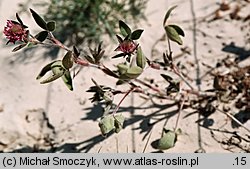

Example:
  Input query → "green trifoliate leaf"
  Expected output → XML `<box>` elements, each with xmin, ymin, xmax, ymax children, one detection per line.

<box><xmin>163</xmin><ymin>5</ymin><xmax>177</xmax><ymax>26</ymax></box>
<box><xmin>62</xmin><ymin>51</ymin><xmax>74</xmax><ymax>69</ymax></box>
<box><xmin>119</xmin><ymin>20</ymin><xmax>131</xmax><ymax>37</ymax></box>
<box><xmin>37</xmin><ymin>60</ymin><xmax>68</xmax><ymax>85</ymax></box>
<box><xmin>61</xmin><ymin>70</ymin><xmax>73</xmax><ymax>91</ymax></box>
<box><xmin>41</xmin><ymin>61</ymin><xmax>66</xmax><ymax>84</ymax></box>
<box><xmin>165</xmin><ymin>25</ymin><xmax>183</xmax><ymax>45</ymax></box>
<box><xmin>35</xmin><ymin>31</ymin><xmax>48</xmax><ymax>42</ymax></box>
<box><xmin>36</xmin><ymin>60</ymin><xmax>58</xmax><ymax>80</ymax></box>
<box><xmin>99</xmin><ymin>115</ymin><xmax>115</xmax><ymax>136</ymax></box>
<box><xmin>136</xmin><ymin>47</ymin><xmax>146</xmax><ymax>69</ymax></box>
<box><xmin>131</xmin><ymin>29</ymin><xmax>144</xmax><ymax>40</ymax></box>
<box><xmin>158</xmin><ymin>130</ymin><xmax>177</xmax><ymax>150</ymax></box>
<box><xmin>46</xmin><ymin>21</ymin><xmax>56</xmax><ymax>32</ymax></box>
<box><xmin>114</xmin><ymin>114</ymin><xmax>125</xmax><ymax>133</ymax></box>
<box><xmin>30</xmin><ymin>8</ymin><xmax>48</xmax><ymax>30</ymax></box>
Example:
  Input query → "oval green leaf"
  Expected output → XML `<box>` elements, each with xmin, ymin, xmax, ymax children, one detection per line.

<box><xmin>46</xmin><ymin>21</ymin><xmax>56</xmax><ymax>32</ymax></box>
<box><xmin>62</xmin><ymin>51</ymin><xmax>74</xmax><ymax>69</ymax></box>
<box><xmin>30</xmin><ymin>8</ymin><xmax>47</xmax><ymax>30</ymax></box>
<box><xmin>99</xmin><ymin>115</ymin><xmax>115</xmax><ymax>136</ymax></box>
<box><xmin>114</xmin><ymin>114</ymin><xmax>125</xmax><ymax>133</ymax></box>
<box><xmin>61</xmin><ymin>70</ymin><xmax>73</xmax><ymax>91</ymax></box>
<box><xmin>158</xmin><ymin>130</ymin><xmax>177</xmax><ymax>150</ymax></box>
<box><xmin>36</xmin><ymin>60</ymin><xmax>58</xmax><ymax>80</ymax></box>
<box><xmin>119</xmin><ymin>20</ymin><xmax>131</xmax><ymax>37</ymax></box>
<box><xmin>40</xmin><ymin>71</ymin><xmax>64</xmax><ymax>84</ymax></box>
<box><xmin>136</xmin><ymin>47</ymin><xmax>146</xmax><ymax>69</ymax></box>
<box><xmin>51</xmin><ymin>60</ymin><xmax>64</xmax><ymax>74</ymax></box>
<box><xmin>35</xmin><ymin>31</ymin><xmax>48</xmax><ymax>42</ymax></box>
<box><xmin>117</xmin><ymin>63</ymin><xmax>129</xmax><ymax>75</ymax></box>
<box><xmin>165</xmin><ymin>25</ymin><xmax>183</xmax><ymax>45</ymax></box>
<box><xmin>39</xmin><ymin>60</ymin><xmax>65</xmax><ymax>84</ymax></box>
<box><xmin>116</xmin><ymin>35</ymin><xmax>123</xmax><ymax>43</ymax></box>
<box><xmin>168</xmin><ymin>24</ymin><xmax>185</xmax><ymax>37</ymax></box>
<box><xmin>131</xmin><ymin>29</ymin><xmax>144</xmax><ymax>40</ymax></box>
<box><xmin>124</xmin><ymin>66</ymin><xmax>143</xmax><ymax>79</ymax></box>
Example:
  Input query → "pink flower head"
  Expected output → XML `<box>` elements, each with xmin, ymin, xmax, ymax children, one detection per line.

<box><xmin>3</xmin><ymin>20</ymin><xmax>28</xmax><ymax>44</ymax></box>
<box><xmin>115</xmin><ymin>40</ymin><xmax>138</xmax><ymax>55</ymax></box>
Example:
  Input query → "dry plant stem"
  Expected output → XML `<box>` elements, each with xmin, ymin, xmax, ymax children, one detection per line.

<box><xmin>216</xmin><ymin>108</ymin><xmax>250</xmax><ymax>133</ymax></box>
<box><xmin>115</xmin><ymin>137</ymin><xmax>119</xmax><ymax>153</ymax></box>
<box><xmin>167</xmin><ymin>37</ymin><xmax>194</xmax><ymax>90</ymax></box>
<box><xmin>184</xmin><ymin>89</ymin><xmax>216</xmax><ymax>97</ymax></box>
<box><xmin>97</xmin><ymin>147</ymin><xmax>102</xmax><ymax>153</ymax></box>
<box><xmin>133</xmin><ymin>79</ymin><xmax>186</xmax><ymax>102</ymax></box>
<box><xmin>134</xmin><ymin>79</ymin><xmax>163</xmax><ymax>94</ymax></box>
<box><xmin>133</xmin><ymin>87</ymin><xmax>175</xmax><ymax>101</ymax></box>
<box><xmin>174</xmin><ymin>95</ymin><xmax>186</xmax><ymax>131</ymax></box>
<box><xmin>112</xmin><ymin>87</ymin><xmax>136</xmax><ymax>115</ymax></box>
<box><xmin>172</xmin><ymin>64</ymin><xmax>194</xmax><ymax>90</ymax></box>
<box><xmin>143</xmin><ymin>129</ymin><xmax>153</xmax><ymax>153</ymax></box>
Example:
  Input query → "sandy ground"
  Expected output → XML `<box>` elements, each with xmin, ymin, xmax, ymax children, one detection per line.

<box><xmin>0</xmin><ymin>0</ymin><xmax>250</xmax><ymax>153</ymax></box>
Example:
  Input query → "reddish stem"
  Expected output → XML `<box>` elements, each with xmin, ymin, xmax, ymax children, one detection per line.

<box><xmin>112</xmin><ymin>87</ymin><xmax>135</xmax><ymax>115</ymax></box>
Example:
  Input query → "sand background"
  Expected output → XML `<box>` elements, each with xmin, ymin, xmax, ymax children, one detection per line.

<box><xmin>0</xmin><ymin>0</ymin><xmax>250</xmax><ymax>152</ymax></box>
